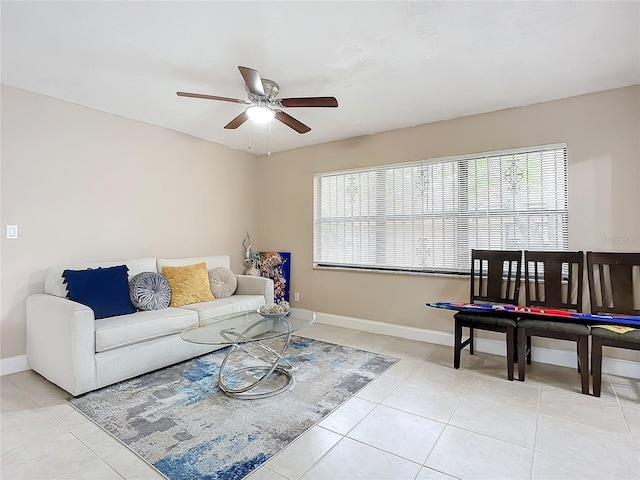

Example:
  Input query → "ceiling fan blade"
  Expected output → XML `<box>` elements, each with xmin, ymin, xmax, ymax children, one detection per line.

<box><xmin>279</xmin><ymin>97</ymin><xmax>339</xmax><ymax>108</ymax></box>
<box><xmin>224</xmin><ymin>111</ymin><xmax>249</xmax><ymax>129</ymax></box>
<box><xmin>177</xmin><ymin>92</ymin><xmax>248</xmax><ymax>104</ymax></box>
<box><xmin>238</xmin><ymin>66</ymin><xmax>265</xmax><ymax>97</ymax></box>
<box><xmin>275</xmin><ymin>111</ymin><xmax>311</xmax><ymax>134</ymax></box>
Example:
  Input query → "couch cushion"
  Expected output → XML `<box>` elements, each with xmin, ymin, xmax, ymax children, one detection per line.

<box><xmin>157</xmin><ymin>255</ymin><xmax>231</xmax><ymax>273</ymax></box>
<box><xmin>62</xmin><ymin>265</ymin><xmax>136</xmax><ymax>319</ymax></box>
<box><xmin>180</xmin><ymin>295</ymin><xmax>265</xmax><ymax>322</ymax></box>
<box><xmin>208</xmin><ymin>267</ymin><xmax>237</xmax><ymax>298</ymax></box>
<box><xmin>162</xmin><ymin>262</ymin><xmax>215</xmax><ymax>307</ymax></box>
<box><xmin>129</xmin><ymin>272</ymin><xmax>172</xmax><ymax>311</ymax></box>
<box><xmin>45</xmin><ymin>257</ymin><xmax>157</xmax><ymax>298</ymax></box>
<box><xmin>95</xmin><ymin>308</ymin><xmax>198</xmax><ymax>352</ymax></box>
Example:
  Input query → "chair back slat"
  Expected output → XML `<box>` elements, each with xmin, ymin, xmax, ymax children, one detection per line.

<box><xmin>543</xmin><ymin>261</ymin><xmax>563</xmax><ymax>304</ymax></box>
<box><xmin>487</xmin><ymin>259</ymin><xmax>505</xmax><ymax>299</ymax></box>
<box><xmin>587</xmin><ymin>252</ymin><xmax>640</xmax><ymax>316</ymax></box>
<box><xmin>524</xmin><ymin>250</ymin><xmax>583</xmax><ymax>312</ymax></box>
<box><xmin>610</xmin><ymin>264</ymin><xmax>634</xmax><ymax>310</ymax></box>
<box><xmin>470</xmin><ymin>249</ymin><xmax>522</xmax><ymax>305</ymax></box>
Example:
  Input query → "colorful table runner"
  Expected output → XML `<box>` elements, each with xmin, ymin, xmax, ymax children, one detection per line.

<box><xmin>426</xmin><ymin>302</ymin><xmax>640</xmax><ymax>328</ymax></box>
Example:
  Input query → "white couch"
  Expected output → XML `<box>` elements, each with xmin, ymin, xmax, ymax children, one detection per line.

<box><xmin>26</xmin><ymin>255</ymin><xmax>274</xmax><ymax>396</ymax></box>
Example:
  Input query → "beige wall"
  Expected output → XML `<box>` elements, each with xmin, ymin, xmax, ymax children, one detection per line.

<box><xmin>1</xmin><ymin>85</ymin><xmax>259</xmax><ymax>359</ymax></box>
<box><xmin>256</xmin><ymin>85</ymin><xmax>640</xmax><ymax>360</ymax></box>
<box><xmin>2</xmin><ymin>85</ymin><xmax>638</xmax><ymax>362</ymax></box>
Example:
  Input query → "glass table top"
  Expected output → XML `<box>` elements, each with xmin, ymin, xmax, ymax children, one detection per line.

<box><xmin>180</xmin><ymin>308</ymin><xmax>318</xmax><ymax>346</ymax></box>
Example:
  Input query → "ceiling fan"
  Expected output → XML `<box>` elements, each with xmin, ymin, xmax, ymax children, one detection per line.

<box><xmin>177</xmin><ymin>66</ymin><xmax>338</xmax><ymax>134</ymax></box>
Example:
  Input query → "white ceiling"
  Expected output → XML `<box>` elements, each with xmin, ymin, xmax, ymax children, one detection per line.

<box><xmin>2</xmin><ymin>1</ymin><xmax>639</xmax><ymax>155</ymax></box>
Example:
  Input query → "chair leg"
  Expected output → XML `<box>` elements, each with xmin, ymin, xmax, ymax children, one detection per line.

<box><xmin>578</xmin><ymin>335</ymin><xmax>589</xmax><ymax>395</ymax></box>
<box><xmin>469</xmin><ymin>327</ymin><xmax>475</xmax><ymax>355</ymax></box>
<box><xmin>517</xmin><ymin>328</ymin><xmax>527</xmax><ymax>381</ymax></box>
<box><xmin>526</xmin><ymin>335</ymin><xmax>532</xmax><ymax>364</ymax></box>
<box><xmin>592</xmin><ymin>336</ymin><xmax>603</xmax><ymax>397</ymax></box>
<box><xmin>506</xmin><ymin>326</ymin><xmax>515</xmax><ymax>381</ymax></box>
<box><xmin>576</xmin><ymin>342</ymin><xmax>581</xmax><ymax>373</ymax></box>
<box><xmin>454</xmin><ymin>319</ymin><xmax>462</xmax><ymax>369</ymax></box>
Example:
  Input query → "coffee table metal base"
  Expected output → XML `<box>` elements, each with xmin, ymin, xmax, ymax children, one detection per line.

<box><xmin>218</xmin><ymin>331</ymin><xmax>294</xmax><ymax>399</ymax></box>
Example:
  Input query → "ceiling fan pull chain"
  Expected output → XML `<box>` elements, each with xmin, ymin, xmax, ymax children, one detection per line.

<box><xmin>268</xmin><ymin>122</ymin><xmax>272</xmax><ymax>156</ymax></box>
<box><xmin>249</xmin><ymin>122</ymin><xmax>252</xmax><ymax>151</ymax></box>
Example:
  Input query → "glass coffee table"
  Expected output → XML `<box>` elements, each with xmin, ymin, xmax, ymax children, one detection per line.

<box><xmin>180</xmin><ymin>308</ymin><xmax>317</xmax><ymax>399</ymax></box>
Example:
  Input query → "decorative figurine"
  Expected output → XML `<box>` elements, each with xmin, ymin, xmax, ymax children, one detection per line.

<box><xmin>242</xmin><ymin>232</ymin><xmax>260</xmax><ymax>276</ymax></box>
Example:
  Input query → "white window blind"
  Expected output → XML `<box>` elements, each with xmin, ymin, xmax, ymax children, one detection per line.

<box><xmin>313</xmin><ymin>144</ymin><xmax>568</xmax><ymax>274</ymax></box>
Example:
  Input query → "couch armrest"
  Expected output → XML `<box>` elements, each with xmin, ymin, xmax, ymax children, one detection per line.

<box><xmin>26</xmin><ymin>294</ymin><xmax>98</xmax><ymax>396</ymax></box>
<box><xmin>235</xmin><ymin>275</ymin><xmax>274</xmax><ymax>304</ymax></box>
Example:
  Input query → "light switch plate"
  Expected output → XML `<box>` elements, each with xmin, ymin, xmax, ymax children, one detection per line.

<box><xmin>6</xmin><ymin>225</ymin><xmax>18</xmax><ymax>239</ymax></box>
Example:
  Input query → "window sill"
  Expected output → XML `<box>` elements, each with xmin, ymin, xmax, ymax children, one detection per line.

<box><xmin>312</xmin><ymin>265</ymin><xmax>468</xmax><ymax>279</ymax></box>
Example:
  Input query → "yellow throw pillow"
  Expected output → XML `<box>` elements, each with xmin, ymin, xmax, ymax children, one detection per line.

<box><xmin>161</xmin><ymin>262</ymin><xmax>215</xmax><ymax>307</ymax></box>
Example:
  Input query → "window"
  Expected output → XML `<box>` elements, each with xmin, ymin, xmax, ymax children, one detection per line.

<box><xmin>313</xmin><ymin>144</ymin><xmax>568</xmax><ymax>274</ymax></box>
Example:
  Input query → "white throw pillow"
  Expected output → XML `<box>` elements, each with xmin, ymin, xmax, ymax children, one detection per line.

<box><xmin>208</xmin><ymin>267</ymin><xmax>238</xmax><ymax>298</ymax></box>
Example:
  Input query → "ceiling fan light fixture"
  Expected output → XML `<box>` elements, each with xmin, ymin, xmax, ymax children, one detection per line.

<box><xmin>246</xmin><ymin>105</ymin><xmax>275</xmax><ymax>124</ymax></box>
<box><xmin>178</xmin><ymin>65</ymin><xmax>336</xmax><ymax>135</ymax></box>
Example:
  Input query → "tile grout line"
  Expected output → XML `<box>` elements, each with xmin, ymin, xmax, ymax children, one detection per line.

<box><xmin>294</xmin><ymin>347</ymin><xmax>445</xmax><ymax>479</ymax></box>
<box><xmin>339</xmin><ymin>436</ymin><xmax>423</xmax><ymax>472</ymax></box>
<box><xmin>5</xmin><ymin>334</ymin><xmax>638</xmax><ymax>480</ymax></box>
<box><xmin>534</xmin><ymin>396</ymin><xmax>639</xmax><ymax>479</ymax></box>
<box><xmin>53</xmin><ymin>458</ymin><xmax>126</xmax><ymax>480</ymax></box>
<box><xmin>259</xmin><ymin>338</ymin><xmax>396</xmax><ymax>480</ymax></box>
<box><xmin>420</xmin><ymin>369</ymin><xmax>478</xmax><ymax>473</ymax></box>
<box><xmin>537</xmin><ymin>391</ymin><xmax>635</xmax><ymax>437</ymax></box>
<box><xmin>530</xmin><ymin>379</ymin><xmax>543</xmax><ymax>480</ymax></box>
<box><xmin>5</xmin><ymin>374</ymin><xmax>127</xmax><ymax>480</ymax></box>
<box><xmin>287</xmin><ymin>425</ymin><xmax>346</xmax><ymax>480</ymax></box>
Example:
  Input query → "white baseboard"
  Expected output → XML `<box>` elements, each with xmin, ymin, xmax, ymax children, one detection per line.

<box><xmin>3</xmin><ymin>314</ymin><xmax>638</xmax><ymax>380</ymax></box>
<box><xmin>0</xmin><ymin>354</ymin><xmax>29</xmax><ymax>376</ymax></box>
<box><xmin>317</xmin><ymin>312</ymin><xmax>640</xmax><ymax>380</ymax></box>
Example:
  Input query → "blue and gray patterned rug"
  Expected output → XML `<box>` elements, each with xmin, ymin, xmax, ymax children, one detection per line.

<box><xmin>69</xmin><ymin>336</ymin><xmax>397</xmax><ymax>480</ymax></box>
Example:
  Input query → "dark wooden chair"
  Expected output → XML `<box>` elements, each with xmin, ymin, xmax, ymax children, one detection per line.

<box><xmin>516</xmin><ymin>251</ymin><xmax>589</xmax><ymax>394</ymax></box>
<box><xmin>587</xmin><ymin>251</ymin><xmax>640</xmax><ymax>397</ymax></box>
<box><xmin>454</xmin><ymin>249</ymin><xmax>522</xmax><ymax>380</ymax></box>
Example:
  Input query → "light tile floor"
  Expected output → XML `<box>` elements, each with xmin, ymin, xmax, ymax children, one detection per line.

<box><xmin>1</xmin><ymin>323</ymin><xmax>639</xmax><ymax>479</ymax></box>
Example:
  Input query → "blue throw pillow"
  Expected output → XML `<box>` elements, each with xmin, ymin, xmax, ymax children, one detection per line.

<box><xmin>62</xmin><ymin>265</ymin><xmax>136</xmax><ymax>319</ymax></box>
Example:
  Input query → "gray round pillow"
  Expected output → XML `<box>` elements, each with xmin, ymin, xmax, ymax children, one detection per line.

<box><xmin>208</xmin><ymin>267</ymin><xmax>237</xmax><ymax>298</ymax></box>
<box><xmin>129</xmin><ymin>272</ymin><xmax>171</xmax><ymax>311</ymax></box>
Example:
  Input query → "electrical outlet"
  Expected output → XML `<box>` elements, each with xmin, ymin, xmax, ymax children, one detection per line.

<box><xmin>6</xmin><ymin>225</ymin><xmax>18</xmax><ymax>239</ymax></box>
<box><xmin>294</xmin><ymin>292</ymin><xmax>300</xmax><ymax>302</ymax></box>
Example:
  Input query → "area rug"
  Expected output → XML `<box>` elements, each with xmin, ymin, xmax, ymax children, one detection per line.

<box><xmin>69</xmin><ymin>336</ymin><xmax>398</xmax><ymax>480</ymax></box>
